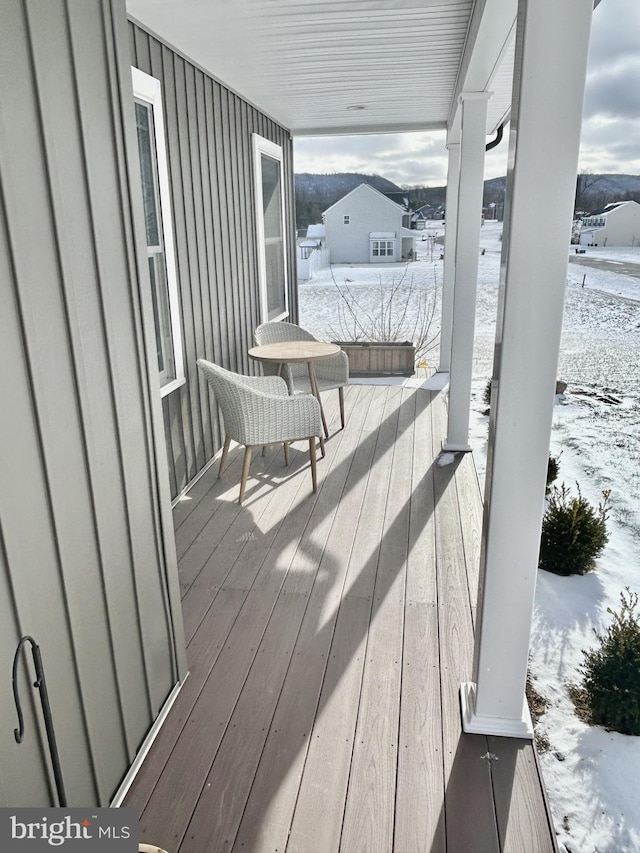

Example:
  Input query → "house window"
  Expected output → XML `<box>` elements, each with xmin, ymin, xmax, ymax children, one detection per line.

<box><xmin>253</xmin><ymin>134</ymin><xmax>288</xmax><ymax>322</ymax></box>
<box><xmin>371</xmin><ymin>240</ymin><xmax>395</xmax><ymax>257</ymax></box>
<box><xmin>343</xmin><ymin>215</ymin><xmax>350</xmax><ymax>225</ymax></box>
<box><xmin>131</xmin><ymin>68</ymin><xmax>184</xmax><ymax>397</ymax></box>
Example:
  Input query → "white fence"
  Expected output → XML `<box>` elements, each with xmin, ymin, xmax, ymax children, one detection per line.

<box><xmin>297</xmin><ymin>245</ymin><xmax>330</xmax><ymax>281</ymax></box>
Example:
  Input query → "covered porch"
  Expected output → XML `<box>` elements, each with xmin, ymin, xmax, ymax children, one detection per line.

<box><xmin>123</xmin><ymin>384</ymin><xmax>555</xmax><ymax>852</ymax></box>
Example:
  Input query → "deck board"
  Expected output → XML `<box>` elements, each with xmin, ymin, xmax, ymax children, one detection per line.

<box><xmin>340</xmin><ymin>388</ymin><xmax>415</xmax><ymax>852</ymax></box>
<box><xmin>125</xmin><ymin>384</ymin><xmax>556</xmax><ymax>853</ymax></box>
<box><xmin>430</xmin><ymin>387</ymin><xmax>501</xmax><ymax>852</ymax></box>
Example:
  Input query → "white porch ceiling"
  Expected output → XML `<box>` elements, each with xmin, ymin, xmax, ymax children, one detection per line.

<box><xmin>127</xmin><ymin>0</ymin><xmax>516</xmax><ymax>137</ymax></box>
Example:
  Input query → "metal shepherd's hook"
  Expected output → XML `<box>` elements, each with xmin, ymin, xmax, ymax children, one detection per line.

<box><xmin>12</xmin><ymin>636</ymin><xmax>67</xmax><ymax>807</ymax></box>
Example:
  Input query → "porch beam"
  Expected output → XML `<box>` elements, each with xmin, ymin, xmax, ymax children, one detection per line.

<box><xmin>448</xmin><ymin>0</ymin><xmax>517</xmax><ymax>131</ymax></box>
<box><xmin>461</xmin><ymin>0</ymin><xmax>595</xmax><ymax>738</ymax></box>
<box><xmin>444</xmin><ymin>92</ymin><xmax>490</xmax><ymax>451</ymax></box>
<box><xmin>437</xmin><ymin>137</ymin><xmax>460</xmax><ymax>374</ymax></box>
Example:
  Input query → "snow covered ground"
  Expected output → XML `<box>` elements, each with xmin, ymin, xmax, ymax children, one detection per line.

<box><xmin>299</xmin><ymin>221</ymin><xmax>640</xmax><ymax>853</ymax></box>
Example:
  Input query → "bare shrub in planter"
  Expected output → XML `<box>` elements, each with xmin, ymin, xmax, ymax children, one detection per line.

<box><xmin>580</xmin><ymin>589</ymin><xmax>640</xmax><ymax>735</ymax></box>
<box><xmin>329</xmin><ymin>265</ymin><xmax>439</xmax><ymax>365</ymax></box>
<box><xmin>538</xmin><ymin>484</ymin><xmax>610</xmax><ymax>575</ymax></box>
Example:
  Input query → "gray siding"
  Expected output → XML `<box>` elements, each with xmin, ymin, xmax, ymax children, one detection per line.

<box><xmin>0</xmin><ymin>0</ymin><xmax>185</xmax><ymax>807</ymax></box>
<box><xmin>130</xmin><ymin>23</ymin><xmax>298</xmax><ymax>498</ymax></box>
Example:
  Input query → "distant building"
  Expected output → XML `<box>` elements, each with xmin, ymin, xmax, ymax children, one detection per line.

<box><xmin>323</xmin><ymin>183</ymin><xmax>416</xmax><ymax>263</ymax></box>
<box><xmin>411</xmin><ymin>203</ymin><xmax>446</xmax><ymax>229</ymax></box>
<box><xmin>297</xmin><ymin>224</ymin><xmax>329</xmax><ymax>281</ymax></box>
<box><xmin>482</xmin><ymin>202</ymin><xmax>502</xmax><ymax>222</ymax></box>
<box><xmin>579</xmin><ymin>200</ymin><xmax>640</xmax><ymax>247</ymax></box>
<box><xmin>306</xmin><ymin>223</ymin><xmax>326</xmax><ymax>244</ymax></box>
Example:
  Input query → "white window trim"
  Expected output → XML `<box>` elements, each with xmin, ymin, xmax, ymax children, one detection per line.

<box><xmin>370</xmin><ymin>238</ymin><xmax>396</xmax><ymax>258</ymax></box>
<box><xmin>131</xmin><ymin>67</ymin><xmax>185</xmax><ymax>398</ymax></box>
<box><xmin>252</xmin><ymin>134</ymin><xmax>289</xmax><ymax>323</ymax></box>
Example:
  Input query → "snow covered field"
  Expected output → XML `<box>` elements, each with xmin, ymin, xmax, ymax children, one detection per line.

<box><xmin>299</xmin><ymin>221</ymin><xmax>640</xmax><ymax>853</ymax></box>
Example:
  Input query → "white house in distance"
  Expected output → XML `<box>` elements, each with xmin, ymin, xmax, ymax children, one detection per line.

<box><xmin>579</xmin><ymin>200</ymin><xmax>640</xmax><ymax>246</ymax></box>
<box><xmin>323</xmin><ymin>183</ymin><xmax>416</xmax><ymax>263</ymax></box>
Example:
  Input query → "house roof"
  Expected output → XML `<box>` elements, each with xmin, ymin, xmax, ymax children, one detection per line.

<box><xmin>306</xmin><ymin>224</ymin><xmax>326</xmax><ymax>239</ymax></box>
<box><xmin>322</xmin><ymin>183</ymin><xmax>407</xmax><ymax>216</ymax></box>
<box><xmin>413</xmin><ymin>203</ymin><xmax>445</xmax><ymax>216</ymax></box>
<box><xmin>126</xmin><ymin>0</ymin><xmax>517</xmax><ymax>136</ymax></box>
<box><xmin>587</xmin><ymin>200</ymin><xmax>640</xmax><ymax>217</ymax></box>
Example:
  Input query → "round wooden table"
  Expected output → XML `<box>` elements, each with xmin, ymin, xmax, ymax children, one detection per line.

<box><xmin>248</xmin><ymin>341</ymin><xmax>341</xmax><ymax>452</ymax></box>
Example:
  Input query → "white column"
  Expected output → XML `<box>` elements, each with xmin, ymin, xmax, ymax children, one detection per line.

<box><xmin>437</xmin><ymin>138</ymin><xmax>460</xmax><ymax>373</ymax></box>
<box><xmin>461</xmin><ymin>0</ymin><xmax>595</xmax><ymax>738</ymax></box>
<box><xmin>444</xmin><ymin>92</ymin><xmax>490</xmax><ymax>451</ymax></box>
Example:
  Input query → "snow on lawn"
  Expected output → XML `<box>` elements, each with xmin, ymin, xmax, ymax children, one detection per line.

<box><xmin>577</xmin><ymin>245</ymin><xmax>640</xmax><ymax>265</ymax></box>
<box><xmin>299</xmin><ymin>220</ymin><xmax>640</xmax><ymax>853</ymax></box>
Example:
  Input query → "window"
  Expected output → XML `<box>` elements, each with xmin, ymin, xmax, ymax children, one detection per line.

<box><xmin>131</xmin><ymin>68</ymin><xmax>184</xmax><ymax>396</ymax></box>
<box><xmin>343</xmin><ymin>215</ymin><xmax>350</xmax><ymax>225</ymax></box>
<box><xmin>253</xmin><ymin>135</ymin><xmax>288</xmax><ymax>322</ymax></box>
<box><xmin>371</xmin><ymin>240</ymin><xmax>395</xmax><ymax>257</ymax></box>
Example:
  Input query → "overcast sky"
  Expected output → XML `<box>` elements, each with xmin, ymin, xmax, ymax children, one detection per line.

<box><xmin>293</xmin><ymin>0</ymin><xmax>640</xmax><ymax>187</ymax></box>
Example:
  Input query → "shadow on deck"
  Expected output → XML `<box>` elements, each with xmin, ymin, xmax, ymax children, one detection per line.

<box><xmin>124</xmin><ymin>383</ymin><xmax>557</xmax><ymax>853</ymax></box>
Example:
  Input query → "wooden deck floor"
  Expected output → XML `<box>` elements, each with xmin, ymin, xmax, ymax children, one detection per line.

<box><xmin>124</xmin><ymin>384</ymin><xmax>557</xmax><ymax>853</ymax></box>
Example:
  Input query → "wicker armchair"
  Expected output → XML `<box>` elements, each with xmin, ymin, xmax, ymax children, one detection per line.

<box><xmin>254</xmin><ymin>321</ymin><xmax>349</xmax><ymax>428</ymax></box>
<box><xmin>197</xmin><ymin>359</ymin><xmax>322</xmax><ymax>504</ymax></box>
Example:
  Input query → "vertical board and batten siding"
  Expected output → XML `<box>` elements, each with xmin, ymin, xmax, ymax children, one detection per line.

<box><xmin>0</xmin><ymin>0</ymin><xmax>185</xmax><ymax>807</ymax></box>
<box><xmin>129</xmin><ymin>23</ymin><xmax>298</xmax><ymax>499</ymax></box>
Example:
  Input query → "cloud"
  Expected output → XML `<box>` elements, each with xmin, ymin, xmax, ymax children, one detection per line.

<box><xmin>587</xmin><ymin>0</ymin><xmax>640</xmax><ymax>68</ymax></box>
<box><xmin>579</xmin><ymin>116</ymin><xmax>640</xmax><ymax>174</ymax></box>
<box><xmin>294</xmin><ymin>132</ymin><xmax>445</xmax><ymax>185</ymax></box>
<box><xmin>584</xmin><ymin>57</ymin><xmax>640</xmax><ymax>120</ymax></box>
<box><xmin>294</xmin><ymin>129</ymin><xmax>509</xmax><ymax>187</ymax></box>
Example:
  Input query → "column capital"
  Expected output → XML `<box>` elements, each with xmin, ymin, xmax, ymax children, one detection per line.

<box><xmin>458</xmin><ymin>91</ymin><xmax>493</xmax><ymax>104</ymax></box>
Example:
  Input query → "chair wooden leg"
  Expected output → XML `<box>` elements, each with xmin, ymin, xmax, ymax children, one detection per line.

<box><xmin>239</xmin><ymin>446</ymin><xmax>253</xmax><ymax>504</ymax></box>
<box><xmin>261</xmin><ymin>445</ymin><xmax>267</xmax><ymax>456</ymax></box>
<box><xmin>218</xmin><ymin>435</ymin><xmax>231</xmax><ymax>477</ymax></box>
<box><xmin>283</xmin><ymin>442</ymin><xmax>290</xmax><ymax>466</ymax></box>
<box><xmin>309</xmin><ymin>438</ymin><xmax>317</xmax><ymax>493</ymax></box>
<box><xmin>338</xmin><ymin>386</ymin><xmax>345</xmax><ymax>430</ymax></box>
<box><xmin>319</xmin><ymin>434</ymin><xmax>325</xmax><ymax>457</ymax></box>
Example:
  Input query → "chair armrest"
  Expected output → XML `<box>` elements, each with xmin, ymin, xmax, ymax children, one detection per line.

<box><xmin>234</xmin><ymin>373</ymin><xmax>289</xmax><ymax>397</ymax></box>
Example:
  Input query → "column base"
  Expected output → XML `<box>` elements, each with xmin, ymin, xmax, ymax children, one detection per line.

<box><xmin>443</xmin><ymin>443</ymin><xmax>472</xmax><ymax>453</ymax></box>
<box><xmin>460</xmin><ymin>682</ymin><xmax>534</xmax><ymax>739</ymax></box>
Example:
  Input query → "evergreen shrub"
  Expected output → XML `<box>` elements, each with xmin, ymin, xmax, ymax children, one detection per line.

<box><xmin>538</xmin><ymin>484</ymin><xmax>610</xmax><ymax>575</ymax></box>
<box><xmin>546</xmin><ymin>454</ymin><xmax>560</xmax><ymax>493</ymax></box>
<box><xmin>581</xmin><ymin>590</ymin><xmax>640</xmax><ymax>735</ymax></box>
<box><xmin>482</xmin><ymin>379</ymin><xmax>492</xmax><ymax>408</ymax></box>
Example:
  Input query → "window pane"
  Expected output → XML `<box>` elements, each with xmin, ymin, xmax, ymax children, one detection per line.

<box><xmin>261</xmin><ymin>153</ymin><xmax>286</xmax><ymax>320</ymax></box>
<box><xmin>135</xmin><ymin>102</ymin><xmax>161</xmax><ymax>248</ymax></box>
<box><xmin>132</xmin><ymin>68</ymin><xmax>184</xmax><ymax>396</ymax></box>
<box><xmin>148</xmin><ymin>254</ymin><xmax>175</xmax><ymax>382</ymax></box>
<box><xmin>135</xmin><ymin>96</ymin><xmax>178</xmax><ymax>388</ymax></box>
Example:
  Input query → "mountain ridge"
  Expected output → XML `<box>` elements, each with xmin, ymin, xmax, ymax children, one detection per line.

<box><xmin>295</xmin><ymin>172</ymin><xmax>640</xmax><ymax>227</ymax></box>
